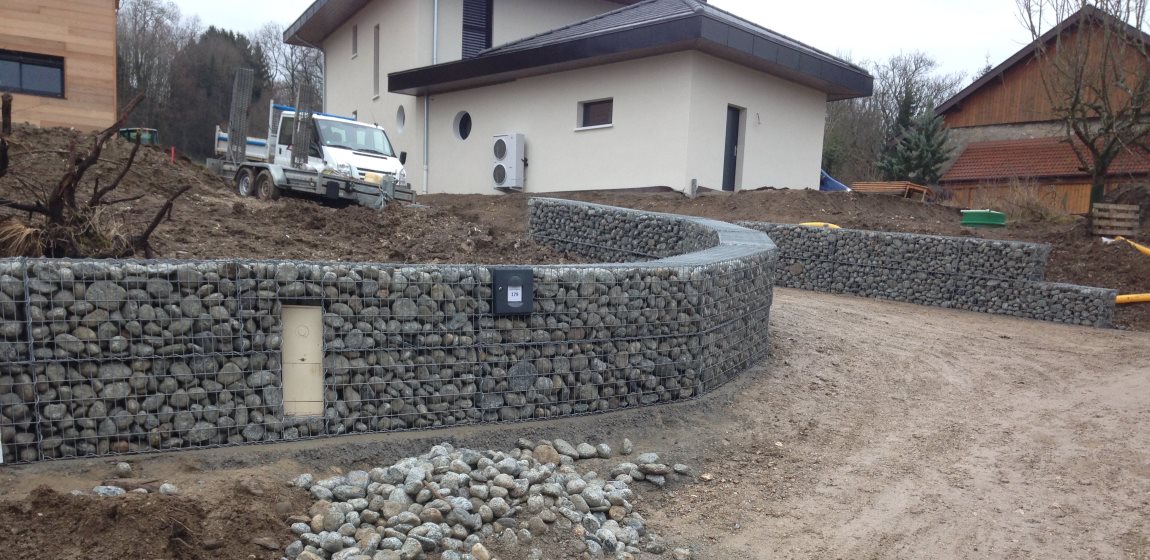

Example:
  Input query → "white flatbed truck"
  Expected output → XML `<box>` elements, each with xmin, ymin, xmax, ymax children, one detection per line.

<box><xmin>208</xmin><ymin>102</ymin><xmax>414</xmax><ymax>208</ymax></box>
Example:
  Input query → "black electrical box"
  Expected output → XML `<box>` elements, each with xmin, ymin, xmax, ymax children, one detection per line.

<box><xmin>492</xmin><ymin>268</ymin><xmax>533</xmax><ymax>316</ymax></box>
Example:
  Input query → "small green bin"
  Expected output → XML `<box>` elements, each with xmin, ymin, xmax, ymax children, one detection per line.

<box><xmin>961</xmin><ymin>209</ymin><xmax>1007</xmax><ymax>228</ymax></box>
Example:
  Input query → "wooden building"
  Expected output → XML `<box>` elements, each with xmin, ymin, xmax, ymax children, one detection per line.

<box><xmin>936</xmin><ymin>6</ymin><xmax>1150</xmax><ymax>214</ymax></box>
<box><xmin>940</xmin><ymin>137</ymin><xmax>1150</xmax><ymax>215</ymax></box>
<box><xmin>0</xmin><ymin>0</ymin><xmax>118</xmax><ymax>131</ymax></box>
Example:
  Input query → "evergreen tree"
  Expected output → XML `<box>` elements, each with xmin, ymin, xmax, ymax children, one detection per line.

<box><xmin>878</xmin><ymin>87</ymin><xmax>918</xmax><ymax>180</ymax></box>
<box><xmin>877</xmin><ymin>111</ymin><xmax>952</xmax><ymax>185</ymax></box>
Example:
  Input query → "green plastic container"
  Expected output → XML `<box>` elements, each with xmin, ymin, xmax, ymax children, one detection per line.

<box><xmin>961</xmin><ymin>209</ymin><xmax>1007</xmax><ymax>228</ymax></box>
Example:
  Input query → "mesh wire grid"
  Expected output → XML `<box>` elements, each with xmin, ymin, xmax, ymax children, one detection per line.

<box><xmin>0</xmin><ymin>201</ymin><xmax>779</xmax><ymax>463</ymax></box>
<box><xmin>744</xmin><ymin>223</ymin><xmax>1113</xmax><ymax>325</ymax></box>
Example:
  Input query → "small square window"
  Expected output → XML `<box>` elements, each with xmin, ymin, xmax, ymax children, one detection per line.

<box><xmin>579</xmin><ymin>100</ymin><xmax>616</xmax><ymax>128</ymax></box>
<box><xmin>579</xmin><ymin>99</ymin><xmax>613</xmax><ymax>128</ymax></box>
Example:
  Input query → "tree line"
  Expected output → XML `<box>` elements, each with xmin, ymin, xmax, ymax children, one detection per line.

<box><xmin>116</xmin><ymin>0</ymin><xmax>323</xmax><ymax>160</ymax></box>
<box><xmin>822</xmin><ymin>51</ymin><xmax>964</xmax><ymax>188</ymax></box>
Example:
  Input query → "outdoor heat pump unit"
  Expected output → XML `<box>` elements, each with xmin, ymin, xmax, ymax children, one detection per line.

<box><xmin>492</xmin><ymin>133</ymin><xmax>526</xmax><ymax>190</ymax></box>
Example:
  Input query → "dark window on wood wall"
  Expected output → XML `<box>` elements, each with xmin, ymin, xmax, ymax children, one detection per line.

<box><xmin>0</xmin><ymin>49</ymin><xmax>64</xmax><ymax>98</ymax></box>
<box><xmin>462</xmin><ymin>0</ymin><xmax>493</xmax><ymax>59</ymax></box>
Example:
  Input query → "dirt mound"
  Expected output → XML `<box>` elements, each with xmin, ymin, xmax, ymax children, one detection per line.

<box><xmin>0</xmin><ymin>125</ymin><xmax>573</xmax><ymax>264</ymax></box>
<box><xmin>1</xmin><ymin>124</ymin><xmax>1146</xmax><ymax>329</ymax></box>
<box><xmin>0</xmin><ymin>479</ymin><xmax>311</xmax><ymax>560</ymax></box>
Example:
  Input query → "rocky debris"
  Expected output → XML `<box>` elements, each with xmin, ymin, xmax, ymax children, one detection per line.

<box><xmin>114</xmin><ymin>461</ymin><xmax>133</xmax><ymax>478</ymax></box>
<box><xmin>286</xmin><ymin>442</ymin><xmax>692</xmax><ymax>560</ymax></box>
<box><xmin>92</xmin><ymin>485</ymin><xmax>127</xmax><ymax>497</ymax></box>
<box><xmin>159</xmin><ymin>483</ymin><xmax>179</xmax><ymax>495</ymax></box>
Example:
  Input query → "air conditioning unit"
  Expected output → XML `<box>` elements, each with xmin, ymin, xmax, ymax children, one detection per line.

<box><xmin>492</xmin><ymin>133</ymin><xmax>526</xmax><ymax>190</ymax></box>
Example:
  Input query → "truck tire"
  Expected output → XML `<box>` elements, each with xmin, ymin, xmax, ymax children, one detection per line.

<box><xmin>235</xmin><ymin>168</ymin><xmax>255</xmax><ymax>197</ymax></box>
<box><xmin>254</xmin><ymin>171</ymin><xmax>280</xmax><ymax>200</ymax></box>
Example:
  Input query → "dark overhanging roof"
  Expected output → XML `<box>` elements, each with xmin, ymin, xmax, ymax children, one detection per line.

<box><xmin>387</xmin><ymin>0</ymin><xmax>872</xmax><ymax>100</ymax></box>
<box><xmin>284</xmin><ymin>0</ymin><xmax>645</xmax><ymax>47</ymax></box>
<box><xmin>936</xmin><ymin>5</ymin><xmax>1150</xmax><ymax>117</ymax></box>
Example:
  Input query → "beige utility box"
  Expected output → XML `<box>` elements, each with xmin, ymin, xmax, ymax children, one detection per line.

<box><xmin>281</xmin><ymin>306</ymin><xmax>324</xmax><ymax>417</ymax></box>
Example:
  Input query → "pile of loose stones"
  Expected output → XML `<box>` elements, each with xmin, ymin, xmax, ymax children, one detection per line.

<box><xmin>285</xmin><ymin>438</ymin><xmax>694</xmax><ymax>560</ymax></box>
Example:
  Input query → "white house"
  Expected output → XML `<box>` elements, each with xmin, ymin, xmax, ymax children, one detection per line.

<box><xmin>285</xmin><ymin>0</ymin><xmax>872</xmax><ymax>195</ymax></box>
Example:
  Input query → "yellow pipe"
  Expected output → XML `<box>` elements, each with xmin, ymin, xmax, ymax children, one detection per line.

<box><xmin>798</xmin><ymin>222</ymin><xmax>841</xmax><ymax>229</ymax></box>
<box><xmin>1117</xmin><ymin>294</ymin><xmax>1150</xmax><ymax>305</ymax></box>
<box><xmin>1115</xmin><ymin>236</ymin><xmax>1150</xmax><ymax>257</ymax></box>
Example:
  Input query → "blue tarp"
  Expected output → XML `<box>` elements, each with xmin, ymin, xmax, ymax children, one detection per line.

<box><xmin>819</xmin><ymin>170</ymin><xmax>851</xmax><ymax>192</ymax></box>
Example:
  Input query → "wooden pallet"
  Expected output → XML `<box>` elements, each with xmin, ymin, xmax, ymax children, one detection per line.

<box><xmin>1091</xmin><ymin>203</ymin><xmax>1141</xmax><ymax>236</ymax></box>
<box><xmin>850</xmin><ymin>181</ymin><xmax>931</xmax><ymax>201</ymax></box>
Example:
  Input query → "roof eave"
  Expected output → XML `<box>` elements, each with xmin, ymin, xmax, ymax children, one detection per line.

<box><xmin>389</xmin><ymin>13</ymin><xmax>873</xmax><ymax>99</ymax></box>
<box><xmin>285</xmin><ymin>0</ymin><xmax>371</xmax><ymax>47</ymax></box>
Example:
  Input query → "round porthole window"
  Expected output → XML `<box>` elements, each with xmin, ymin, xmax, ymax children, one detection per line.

<box><xmin>396</xmin><ymin>105</ymin><xmax>406</xmax><ymax>132</ymax></box>
<box><xmin>454</xmin><ymin>111</ymin><xmax>472</xmax><ymax>140</ymax></box>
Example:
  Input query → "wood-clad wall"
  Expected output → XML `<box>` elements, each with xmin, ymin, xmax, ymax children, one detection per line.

<box><xmin>942</xmin><ymin>180</ymin><xmax>1135</xmax><ymax>215</ymax></box>
<box><xmin>0</xmin><ymin>0</ymin><xmax>117</xmax><ymax>131</ymax></box>
<box><xmin>943</xmin><ymin>26</ymin><xmax>1149</xmax><ymax>129</ymax></box>
<box><xmin>943</xmin><ymin>54</ymin><xmax>1057</xmax><ymax>128</ymax></box>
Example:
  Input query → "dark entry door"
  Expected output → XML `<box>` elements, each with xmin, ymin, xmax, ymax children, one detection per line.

<box><xmin>722</xmin><ymin>105</ymin><xmax>741</xmax><ymax>191</ymax></box>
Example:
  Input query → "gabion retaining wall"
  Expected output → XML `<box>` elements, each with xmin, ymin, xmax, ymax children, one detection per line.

<box><xmin>0</xmin><ymin>199</ymin><xmax>777</xmax><ymax>464</ymax></box>
<box><xmin>741</xmin><ymin>223</ymin><xmax>1115</xmax><ymax>327</ymax></box>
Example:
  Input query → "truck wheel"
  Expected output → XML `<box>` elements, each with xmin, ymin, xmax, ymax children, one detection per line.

<box><xmin>255</xmin><ymin>171</ymin><xmax>280</xmax><ymax>200</ymax></box>
<box><xmin>235</xmin><ymin>168</ymin><xmax>255</xmax><ymax>197</ymax></box>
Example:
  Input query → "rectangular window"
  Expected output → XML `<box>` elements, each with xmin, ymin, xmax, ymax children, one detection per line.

<box><xmin>462</xmin><ymin>0</ymin><xmax>493</xmax><ymax>58</ymax></box>
<box><xmin>352</xmin><ymin>25</ymin><xmax>358</xmax><ymax>57</ymax></box>
<box><xmin>579</xmin><ymin>99</ymin><xmax>613</xmax><ymax>128</ymax></box>
<box><xmin>372</xmin><ymin>25</ymin><xmax>380</xmax><ymax>97</ymax></box>
<box><xmin>0</xmin><ymin>49</ymin><xmax>64</xmax><ymax>98</ymax></box>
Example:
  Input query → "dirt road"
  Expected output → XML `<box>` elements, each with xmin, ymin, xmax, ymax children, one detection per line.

<box><xmin>649</xmin><ymin>289</ymin><xmax>1150</xmax><ymax>559</ymax></box>
<box><xmin>1</xmin><ymin>290</ymin><xmax>1147</xmax><ymax>559</ymax></box>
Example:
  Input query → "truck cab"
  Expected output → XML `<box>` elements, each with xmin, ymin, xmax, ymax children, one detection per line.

<box><xmin>273</xmin><ymin>110</ymin><xmax>407</xmax><ymax>186</ymax></box>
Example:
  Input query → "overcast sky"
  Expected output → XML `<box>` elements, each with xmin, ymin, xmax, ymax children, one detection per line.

<box><xmin>170</xmin><ymin>0</ymin><xmax>1032</xmax><ymax>81</ymax></box>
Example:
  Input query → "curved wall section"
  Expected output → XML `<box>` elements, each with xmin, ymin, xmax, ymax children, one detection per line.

<box><xmin>0</xmin><ymin>199</ymin><xmax>777</xmax><ymax>463</ymax></box>
<box><xmin>743</xmin><ymin>223</ymin><xmax>1115</xmax><ymax>327</ymax></box>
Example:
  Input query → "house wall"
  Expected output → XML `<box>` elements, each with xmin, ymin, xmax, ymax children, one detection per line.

<box><xmin>320</xmin><ymin>0</ymin><xmax>624</xmax><ymax>193</ymax></box>
<box><xmin>943</xmin><ymin>25</ymin><xmax>1146</xmax><ymax>128</ymax></box>
<box><xmin>424</xmin><ymin>52</ymin><xmax>697</xmax><ymax>194</ymax></box>
<box><xmin>942</xmin><ymin>54</ymin><xmax>1053</xmax><ymax>128</ymax></box>
<box><xmin>0</xmin><ymin>0</ymin><xmax>116</xmax><ymax>131</ymax></box>
<box><xmin>491</xmin><ymin>0</ymin><xmax>624</xmax><ymax>47</ymax></box>
<box><xmin>419</xmin><ymin>52</ymin><xmax>828</xmax><ymax>195</ymax></box>
<box><xmin>685</xmin><ymin>53</ymin><xmax>826</xmax><ymax>190</ymax></box>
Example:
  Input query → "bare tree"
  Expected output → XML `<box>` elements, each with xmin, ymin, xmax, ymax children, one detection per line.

<box><xmin>823</xmin><ymin>95</ymin><xmax>885</xmax><ymax>183</ymax></box>
<box><xmin>871</xmin><ymin>52</ymin><xmax>966</xmax><ymax>145</ymax></box>
<box><xmin>1017</xmin><ymin>0</ymin><xmax>1150</xmax><ymax>204</ymax></box>
<box><xmin>0</xmin><ymin>96</ymin><xmax>189</xmax><ymax>258</ymax></box>
<box><xmin>116</xmin><ymin>0</ymin><xmax>201</xmax><ymax>126</ymax></box>
<box><xmin>252</xmin><ymin>23</ymin><xmax>325</xmax><ymax>107</ymax></box>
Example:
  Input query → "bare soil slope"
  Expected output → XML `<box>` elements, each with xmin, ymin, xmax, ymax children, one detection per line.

<box><xmin>1</xmin><ymin>290</ymin><xmax>1147</xmax><ymax>559</ymax></box>
<box><xmin>1</xmin><ymin>126</ymin><xmax>1147</xmax><ymax>330</ymax></box>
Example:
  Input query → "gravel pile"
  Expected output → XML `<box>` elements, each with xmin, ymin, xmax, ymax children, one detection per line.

<box><xmin>285</xmin><ymin>439</ymin><xmax>691</xmax><ymax>560</ymax></box>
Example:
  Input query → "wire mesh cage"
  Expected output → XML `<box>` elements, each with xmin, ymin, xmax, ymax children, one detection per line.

<box><xmin>0</xmin><ymin>200</ymin><xmax>779</xmax><ymax>464</ymax></box>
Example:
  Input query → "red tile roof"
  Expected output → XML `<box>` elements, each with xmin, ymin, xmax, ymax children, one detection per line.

<box><xmin>941</xmin><ymin>137</ymin><xmax>1150</xmax><ymax>183</ymax></box>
